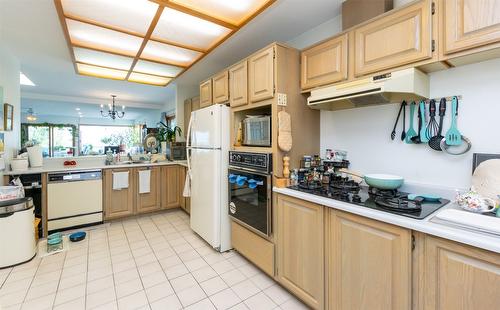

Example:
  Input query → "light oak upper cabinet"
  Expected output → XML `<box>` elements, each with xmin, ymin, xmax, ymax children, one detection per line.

<box><xmin>328</xmin><ymin>210</ymin><xmax>412</xmax><ymax>310</ymax></box>
<box><xmin>248</xmin><ymin>46</ymin><xmax>274</xmax><ymax>103</ymax></box>
<box><xmin>441</xmin><ymin>0</ymin><xmax>500</xmax><ymax>55</ymax></box>
<box><xmin>276</xmin><ymin>195</ymin><xmax>324</xmax><ymax>310</ymax></box>
<box><xmin>212</xmin><ymin>70</ymin><xmax>229</xmax><ymax>104</ymax></box>
<box><xmin>136</xmin><ymin>167</ymin><xmax>161</xmax><ymax>214</ymax></box>
<box><xmin>161</xmin><ymin>166</ymin><xmax>180</xmax><ymax>209</ymax></box>
<box><xmin>200</xmin><ymin>79</ymin><xmax>213</xmax><ymax>108</ymax></box>
<box><xmin>353</xmin><ymin>0</ymin><xmax>432</xmax><ymax>77</ymax></box>
<box><xmin>229</xmin><ymin>60</ymin><xmax>248</xmax><ymax>107</ymax></box>
<box><xmin>424</xmin><ymin>236</ymin><xmax>500</xmax><ymax>310</ymax></box>
<box><xmin>191</xmin><ymin>96</ymin><xmax>200</xmax><ymax>111</ymax></box>
<box><xmin>301</xmin><ymin>34</ymin><xmax>348</xmax><ymax>90</ymax></box>
<box><xmin>103</xmin><ymin>168</ymin><xmax>134</xmax><ymax>220</ymax></box>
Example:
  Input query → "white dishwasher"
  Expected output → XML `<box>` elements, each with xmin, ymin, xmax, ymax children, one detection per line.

<box><xmin>47</xmin><ymin>170</ymin><xmax>102</xmax><ymax>232</ymax></box>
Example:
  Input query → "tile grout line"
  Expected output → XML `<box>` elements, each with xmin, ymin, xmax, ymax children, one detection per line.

<box><xmin>19</xmin><ymin>252</ymin><xmax>42</xmax><ymax>306</ymax></box>
<box><xmin>105</xmin><ymin>221</ymin><xmax>122</xmax><ymax>310</ymax></box>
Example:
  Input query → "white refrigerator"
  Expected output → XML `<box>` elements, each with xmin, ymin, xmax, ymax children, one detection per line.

<box><xmin>186</xmin><ymin>104</ymin><xmax>231</xmax><ymax>252</ymax></box>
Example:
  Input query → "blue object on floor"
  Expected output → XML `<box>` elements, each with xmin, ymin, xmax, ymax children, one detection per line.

<box><xmin>69</xmin><ymin>231</ymin><xmax>86</xmax><ymax>242</ymax></box>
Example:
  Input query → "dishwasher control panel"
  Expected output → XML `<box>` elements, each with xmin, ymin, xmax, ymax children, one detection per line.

<box><xmin>48</xmin><ymin>170</ymin><xmax>102</xmax><ymax>183</ymax></box>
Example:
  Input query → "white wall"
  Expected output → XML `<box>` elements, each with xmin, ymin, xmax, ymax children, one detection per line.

<box><xmin>286</xmin><ymin>15</ymin><xmax>342</xmax><ymax>49</ymax></box>
<box><xmin>0</xmin><ymin>46</ymin><xmax>21</xmax><ymax>183</ymax></box>
<box><xmin>320</xmin><ymin>59</ymin><xmax>500</xmax><ymax>189</ymax></box>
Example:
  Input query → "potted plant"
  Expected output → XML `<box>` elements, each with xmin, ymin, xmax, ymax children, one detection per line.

<box><xmin>156</xmin><ymin>122</ymin><xmax>182</xmax><ymax>154</ymax></box>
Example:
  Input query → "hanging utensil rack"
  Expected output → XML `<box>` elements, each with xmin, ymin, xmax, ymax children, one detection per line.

<box><xmin>423</xmin><ymin>95</ymin><xmax>462</xmax><ymax>103</ymax></box>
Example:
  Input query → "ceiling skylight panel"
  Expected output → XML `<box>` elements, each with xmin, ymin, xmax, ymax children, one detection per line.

<box><xmin>128</xmin><ymin>72</ymin><xmax>172</xmax><ymax>86</ymax></box>
<box><xmin>61</xmin><ymin>0</ymin><xmax>159</xmax><ymax>35</ymax></box>
<box><xmin>141</xmin><ymin>41</ymin><xmax>202</xmax><ymax>66</ymax></box>
<box><xmin>134</xmin><ymin>60</ymin><xmax>183</xmax><ymax>77</ymax></box>
<box><xmin>67</xmin><ymin>19</ymin><xmax>143</xmax><ymax>56</ymax></box>
<box><xmin>169</xmin><ymin>0</ymin><xmax>273</xmax><ymax>25</ymax></box>
<box><xmin>152</xmin><ymin>7</ymin><xmax>231</xmax><ymax>50</ymax></box>
<box><xmin>73</xmin><ymin>47</ymin><xmax>133</xmax><ymax>70</ymax></box>
<box><xmin>77</xmin><ymin>63</ymin><xmax>128</xmax><ymax>80</ymax></box>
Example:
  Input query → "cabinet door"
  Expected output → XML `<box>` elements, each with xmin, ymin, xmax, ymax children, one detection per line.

<box><xmin>184</xmin><ymin>99</ymin><xmax>192</xmax><ymax>139</ymax></box>
<box><xmin>301</xmin><ymin>34</ymin><xmax>348</xmax><ymax>89</ymax></box>
<box><xmin>248</xmin><ymin>46</ymin><xmax>274</xmax><ymax>103</ymax></box>
<box><xmin>276</xmin><ymin>194</ymin><xmax>324</xmax><ymax>309</ymax></box>
<box><xmin>328</xmin><ymin>210</ymin><xmax>412</xmax><ymax>310</ymax></box>
<box><xmin>229</xmin><ymin>60</ymin><xmax>248</xmax><ymax>107</ymax></box>
<box><xmin>104</xmin><ymin>168</ymin><xmax>134</xmax><ymax>220</ymax></box>
<box><xmin>212</xmin><ymin>71</ymin><xmax>229</xmax><ymax>104</ymax></box>
<box><xmin>136</xmin><ymin>167</ymin><xmax>161</xmax><ymax>214</ymax></box>
<box><xmin>353</xmin><ymin>0</ymin><xmax>432</xmax><ymax>77</ymax></box>
<box><xmin>424</xmin><ymin>236</ymin><xmax>500</xmax><ymax>310</ymax></box>
<box><xmin>442</xmin><ymin>0</ymin><xmax>500</xmax><ymax>55</ymax></box>
<box><xmin>161</xmin><ymin>166</ymin><xmax>180</xmax><ymax>209</ymax></box>
<box><xmin>199</xmin><ymin>79</ymin><xmax>212</xmax><ymax>108</ymax></box>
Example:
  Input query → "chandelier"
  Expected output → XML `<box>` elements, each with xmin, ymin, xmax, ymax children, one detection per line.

<box><xmin>101</xmin><ymin>95</ymin><xmax>125</xmax><ymax>120</ymax></box>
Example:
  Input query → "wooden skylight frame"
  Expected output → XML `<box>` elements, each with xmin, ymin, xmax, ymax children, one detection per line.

<box><xmin>54</xmin><ymin>0</ymin><xmax>276</xmax><ymax>87</ymax></box>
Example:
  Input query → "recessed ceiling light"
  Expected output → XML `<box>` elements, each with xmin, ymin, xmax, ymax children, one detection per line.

<box><xmin>20</xmin><ymin>73</ymin><xmax>35</xmax><ymax>86</ymax></box>
<box><xmin>76</xmin><ymin>108</ymin><xmax>80</xmax><ymax>111</ymax></box>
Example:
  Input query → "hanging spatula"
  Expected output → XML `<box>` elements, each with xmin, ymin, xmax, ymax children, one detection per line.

<box><xmin>445</xmin><ymin>96</ymin><xmax>462</xmax><ymax>146</ymax></box>
<box><xmin>419</xmin><ymin>100</ymin><xmax>429</xmax><ymax>143</ymax></box>
<box><xmin>405</xmin><ymin>102</ymin><xmax>417</xmax><ymax>143</ymax></box>
<box><xmin>428</xmin><ymin>98</ymin><xmax>447</xmax><ymax>151</ymax></box>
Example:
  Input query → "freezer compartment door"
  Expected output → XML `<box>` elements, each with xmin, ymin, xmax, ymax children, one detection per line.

<box><xmin>190</xmin><ymin>105</ymin><xmax>222</xmax><ymax>149</ymax></box>
<box><xmin>190</xmin><ymin>148</ymin><xmax>222</xmax><ymax>248</ymax></box>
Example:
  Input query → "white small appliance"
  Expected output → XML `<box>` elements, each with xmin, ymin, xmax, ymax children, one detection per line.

<box><xmin>186</xmin><ymin>104</ymin><xmax>231</xmax><ymax>252</ymax></box>
<box><xmin>0</xmin><ymin>197</ymin><xmax>36</xmax><ymax>268</ymax></box>
<box><xmin>242</xmin><ymin>115</ymin><xmax>271</xmax><ymax>147</ymax></box>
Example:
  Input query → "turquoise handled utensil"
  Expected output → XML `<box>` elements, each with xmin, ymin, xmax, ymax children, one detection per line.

<box><xmin>405</xmin><ymin>102</ymin><xmax>417</xmax><ymax>143</ymax></box>
<box><xmin>445</xmin><ymin>96</ymin><xmax>462</xmax><ymax>146</ymax></box>
<box><xmin>408</xmin><ymin>193</ymin><xmax>441</xmax><ymax>202</ymax></box>
<box><xmin>419</xmin><ymin>100</ymin><xmax>429</xmax><ymax>143</ymax></box>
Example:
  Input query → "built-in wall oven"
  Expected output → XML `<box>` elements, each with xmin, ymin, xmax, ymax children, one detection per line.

<box><xmin>228</xmin><ymin>151</ymin><xmax>272</xmax><ymax>238</ymax></box>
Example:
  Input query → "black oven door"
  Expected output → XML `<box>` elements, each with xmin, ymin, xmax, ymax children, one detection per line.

<box><xmin>228</xmin><ymin>168</ymin><xmax>271</xmax><ymax>237</ymax></box>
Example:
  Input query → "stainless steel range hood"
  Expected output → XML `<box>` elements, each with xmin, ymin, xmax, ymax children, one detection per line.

<box><xmin>307</xmin><ymin>68</ymin><xmax>429</xmax><ymax>110</ymax></box>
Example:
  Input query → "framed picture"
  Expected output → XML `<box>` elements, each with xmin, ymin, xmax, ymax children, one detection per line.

<box><xmin>0</xmin><ymin>87</ymin><xmax>3</xmax><ymax>131</ymax></box>
<box><xmin>4</xmin><ymin>103</ymin><xmax>13</xmax><ymax>131</ymax></box>
<box><xmin>0</xmin><ymin>133</ymin><xmax>4</xmax><ymax>153</ymax></box>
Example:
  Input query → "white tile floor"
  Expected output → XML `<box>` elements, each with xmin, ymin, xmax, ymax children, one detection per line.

<box><xmin>0</xmin><ymin>210</ymin><xmax>309</xmax><ymax>310</ymax></box>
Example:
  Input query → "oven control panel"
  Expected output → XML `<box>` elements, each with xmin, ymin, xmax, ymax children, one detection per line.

<box><xmin>229</xmin><ymin>151</ymin><xmax>272</xmax><ymax>173</ymax></box>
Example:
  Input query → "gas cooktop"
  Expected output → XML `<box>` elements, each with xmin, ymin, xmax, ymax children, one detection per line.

<box><xmin>288</xmin><ymin>177</ymin><xmax>450</xmax><ymax>220</ymax></box>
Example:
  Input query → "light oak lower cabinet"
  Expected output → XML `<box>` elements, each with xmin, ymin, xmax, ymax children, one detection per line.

<box><xmin>276</xmin><ymin>194</ymin><xmax>324</xmax><ymax>309</ymax></box>
<box><xmin>441</xmin><ymin>0</ymin><xmax>500</xmax><ymax>56</ymax></box>
<box><xmin>423</xmin><ymin>235</ymin><xmax>500</xmax><ymax>310</ymax></box>
<box><xmin>103</xmin><ymin>168</ymin><xmax>134</xmax><ymax>220</ymax></box>
<box><xmin>353</xmin><ymin>0</ymin><xmax>432</xmax><ymax>77</ymax></box>
<box><xmin>161</xmin><ymin>165</ymin><xmax>180</xmax><ymax>209</ymax></box>
<box><xmin>328</xmin><ymin>210</ymin><xmax>412</xmax><ymax>310</ymax></box>
<box><xmin>135</xmin><ymin>167</ymin><xmax>161</xmax><ymax>214</ymax></box>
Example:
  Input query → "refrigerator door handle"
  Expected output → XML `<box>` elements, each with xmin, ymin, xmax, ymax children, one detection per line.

<box><xmin>186</xmin><ymin>111</ymin><xmax>194</xmax><ymax>148</ymax></box>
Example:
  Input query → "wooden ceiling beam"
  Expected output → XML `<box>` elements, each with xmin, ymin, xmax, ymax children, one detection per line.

<box><xmin>150</xmin><ymin>0</ymin><xmax>237</xmax><ymax>30</ymax></box>
<box><xmin>126</xmin><ymin>6</ymin><xmax>165</xmax><ymax>80</ymax></box>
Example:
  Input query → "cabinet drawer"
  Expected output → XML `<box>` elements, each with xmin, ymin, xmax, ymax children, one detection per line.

<box><xmin>231</xmin><ymin>221</ymin><xmax>274</xmax><ymax>276</ymax></box>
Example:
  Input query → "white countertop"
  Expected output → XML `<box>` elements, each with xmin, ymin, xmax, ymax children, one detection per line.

<box><xmin>274</xmin><ymin>187</ymin><xmax>500</xmax><ymax>254</ymax></box>
<box><xmin>4</xmin><ymin>160</ymin><xmax>187</xmax><ymax>175</ymax></box>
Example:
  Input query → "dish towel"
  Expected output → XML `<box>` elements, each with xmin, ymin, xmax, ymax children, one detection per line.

<box><xmin>433</xmin><ymin>209</ymin><xmax>500</xmax><ymax>236</ymax></box>
<box><xmin>112</xmin><ymin>171</ymin><xmax>129</xmax><ymax>190</ymax></box>
<box><xmin>139</xmin><ymin>170</ymin><xmax>151</xmax><ymax>194</ymax></box>
<box><xmin>183</xmin><ymin>170</ymin><xmax>191</xmax><ymax>197</ymax></box>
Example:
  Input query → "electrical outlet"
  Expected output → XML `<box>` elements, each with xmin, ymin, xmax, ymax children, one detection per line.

<box><xmin>277</xmin><ymin>93</ymin><xmax>287</xmax><ymax>106</ymax></box>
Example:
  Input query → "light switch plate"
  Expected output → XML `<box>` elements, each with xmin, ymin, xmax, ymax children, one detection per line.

<box><xmin>277</xmin><ymin>93</ymin><xmax>287</xmax><ymax>106</ymax></box>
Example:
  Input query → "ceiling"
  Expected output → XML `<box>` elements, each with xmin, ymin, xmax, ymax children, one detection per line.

<box><xmin>1</xmin><ymin>0</ymin><xmax>341</xmax><ymax>107</ymax></box>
